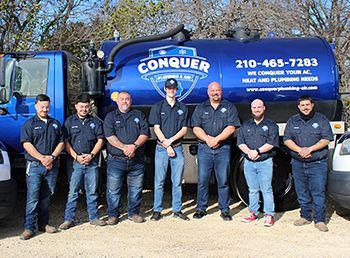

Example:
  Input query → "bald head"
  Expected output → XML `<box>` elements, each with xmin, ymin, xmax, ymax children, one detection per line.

<box><xmin>251</xmin><ymin>99</ymin><xmax>265</xmax><ymax>121</ymax></box>
<box><xmin>207</xmin><ymin>81</ymin><xmax>222</xmax><ymax>103</ymax></box>
<box><xmin>117</xmin><ymin>91</ymin><xmax>132</xmax><ymax>113</ymax></box>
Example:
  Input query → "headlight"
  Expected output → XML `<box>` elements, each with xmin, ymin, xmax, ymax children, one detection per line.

<box><xmin>340</xmin><ymin>138</ymin><xmax>350</xmax><ymax>155</ymax></box>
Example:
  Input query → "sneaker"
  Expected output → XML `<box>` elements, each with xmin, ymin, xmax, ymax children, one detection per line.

<box><xmin>293</xmin><ymin>217</ymin><xmax>312</xmax><ymax>226</ymax></box>
<box><xmin>38</xmin><ymin>225</ymin><xmax>58</xmax><ymax>234</ymax></box>
<box><xmin>19</xmin><ymin>229</ymin><xmax>34</xmax><ymax>240</ymax></box>
<box><xmin>107</xmin><ymin>217</ymin><xmax>119</xmax><ymax>225</ymax></box>
<box><xmin>264</xmin><ymin>215</ymin><xmax>274</xmax><ymax>227</ymax></box>
<box><xmin>90</xmin><ymin>219</ymin><xmax>107</xmax><ymax>227</ymax></box>
<box><xmin>241</xmin><ymin>211</ymin><xmax>258</xmax><ymax>223</ymax></box>
<box><xmin>59</xmin><ymin>221</ymin><xmax>75</xmax><ymax>230</ymax></box>
<box><xmin>173</xmin><ymin>211</ymin><xmax>190</xmax><ymax>221</ymax></box>
<box><xmin>150</xmin><ymin>211</ymin><xmax>162</xmax><ymax>221</ymax></box>
<box><xmin>315</xmin><ymin>222</ymin><xmax>329</xmax><ymax>232</ymax></box>
<box><xmin>128</xmin><ymin>214</ymin><xmax>145</xmax><ymax>223</ymax></box>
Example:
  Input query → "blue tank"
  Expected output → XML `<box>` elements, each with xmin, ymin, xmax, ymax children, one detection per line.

<box><xmin>100</xmin><ymin>36</ymin><xmax>339</xmax><ymax>122</ymax></box>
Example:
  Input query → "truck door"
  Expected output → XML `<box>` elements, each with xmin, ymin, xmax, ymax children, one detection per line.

<box><xmin>0</xmin><ymin>55</ymin><xmax>53</xmax><ymax>153</ymax></box>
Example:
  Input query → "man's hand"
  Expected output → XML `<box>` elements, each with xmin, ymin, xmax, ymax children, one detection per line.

<box><xmin>123</xmin><ymin>144</ymin><xmax>136</xmax><ymax>158</ymax></box>
<box><xmin>161</xmin><ymin>138</ymin><xmax>174</xmax><ymax>148</ymax></box>
<box><xmin>299</xmin><ymin>147</ymin><xmax>312</xmax><ymax>159</ymax></box>
<box><xmin>248</xmin><ymin>150</ymin><xmax>260</xmax><ymax>160</ymax></box>
<box><xmin>167</xmin><ymin>146</ymin><xmax>176</xmax><ymax>157</ymax></box>
<box><xmin>41</xmin><ymin>155</ymin><xmax>53</xmax><ymax>167</ymax></box>
<box><xmin>206</xmin><ymin>135</ymin><xmax>220</xmax><ymax>149</ymax></box>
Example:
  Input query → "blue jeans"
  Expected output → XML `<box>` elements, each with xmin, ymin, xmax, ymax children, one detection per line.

<box><xmin>24</xmin><ymin>161</ymin><xmax>58</xmax><ymax>232</ymax></box>
<box><xmin>243</xmin><ymin>158</ymin><xmax>274</xmax><ymax>216</ymax></box>
<box><xmin>64</xmin><ymin>160</ymin><xmax>99</xmax><ymax>222</ymax></box>
<box><xmin>291</xmin><ymin>158</ymin><xmax>327</xmax><ymax>223</ymax></box>
<box><xmin>106</xmin><ymin>157</ymin><xmax>144</xmax><ymax>217</ymax></box>
<box><xmin>196</xmin><ymin>143</ymin><xmax>231</xmax><ymax>212</ymax></box>
<box><xmin>153</xmin><ymin>145</ymin><xmax>184</xmax><ymax>212</ymax></box>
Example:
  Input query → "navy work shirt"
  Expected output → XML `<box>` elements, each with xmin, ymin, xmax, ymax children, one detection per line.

<box><xmin>64</xmin><ymin>114</ymin><xmax>104</xmax><ymax>155</ymax></box>
<box><xmin>237</xmin><ymin>118</ymin><xmax>279</xmax><ymax>161</ymax></box>
<box><xmin>148</xmin><ymin>99</ymin><xmax>188</xmax><ymax>144</ymax></box>
<box><xmin>191</xmin><ymin>99</ymin><xmax>241</xmax><ymax>145</ymax></box>
<box><xmin>21</xmin><ymin>115</ymin><xmax>64</xmax><ymax>161</ymax></box>
<box><xmin>104</xmin><ymin>108</ymin><xmax>150</xmax><ymax>158</ymax></box>
<box><xmin>283</xmin><ymin>112</ymin><xmax>333</xmax><ymax>162</ymax></box>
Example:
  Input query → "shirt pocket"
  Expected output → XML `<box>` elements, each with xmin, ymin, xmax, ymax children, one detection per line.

<box><xmin>70</xmin><ymin>127</ymin><xmax>81</xmax><ymax>137</ymax></box>
<box><xmin>201</xmin><ymin>113</ymin><xmax>211</xmax><ymax>126</ymax></box>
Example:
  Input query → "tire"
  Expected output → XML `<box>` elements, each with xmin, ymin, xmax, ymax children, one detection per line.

<box><xmin>230</xmin><ymin>148</ymin><xmax>299</xmax><ymax>212</ymax></box>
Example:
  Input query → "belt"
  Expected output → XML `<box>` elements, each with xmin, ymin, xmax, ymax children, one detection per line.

<box><xmin>157</xmin><ymin>142</ymin><xmax>182</xmax><ymax>148</ymax></box>
<box><xmin>108</xmin><ymin>155</ymin><xmax>131</xmax><ymax>160</ymax></box>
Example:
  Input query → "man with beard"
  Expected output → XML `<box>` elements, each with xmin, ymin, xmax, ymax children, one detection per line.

<box><xmin>237</xmin><ymin>99</ymin><xmax>278</xmax><ymax>227</ymax></box>
<box><xmin>20</xmin><ymin>94</ymin><xmax>65</xmax><ymax>240</ymax></box>
<box><xmin>149</xmin><ymin>78</ymin><xmax>189</xmax><ymax>221</ymax></box>
<box><xmin>104</xmin><ymin>91</ymin><xmax>149</xmax><ymax>224</ymax></box>
<box><xmin>59</xmin><ymin>93</ymin><xmax>106</xmax><ymax>230</ymax></box>
<box><xmin>191</xmin><ymin>81</ymin><xmax>240</xmax><ymax>221</ymax></box>
<box><xmin>284</xmin><ymin>95</ymin><xmax>333</xmax><ymax>232</ymax></box>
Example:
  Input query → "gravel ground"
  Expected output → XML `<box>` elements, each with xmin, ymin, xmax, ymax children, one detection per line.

<box><xmin>1</xmin><ymin>185</ymin><xmax>350</xmax><ymax>258</ymax></box>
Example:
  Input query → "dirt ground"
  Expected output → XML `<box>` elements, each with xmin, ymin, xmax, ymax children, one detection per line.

<box><xmin>1</xmin><ymin>185</ymin><xmax>350</xmax><ymax>258</ymax></box>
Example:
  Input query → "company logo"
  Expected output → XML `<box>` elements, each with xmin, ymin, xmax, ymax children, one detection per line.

<box><xmin>138</xmin><ymin>45</ymin><xmax>210</xmax><ymax>101</ymax></box>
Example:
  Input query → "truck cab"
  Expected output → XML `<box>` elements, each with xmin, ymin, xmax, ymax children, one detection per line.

<box><xmin>0</xmin><ymin>51</ymin><xmax>82</xmax><ymax>218</ymax></box>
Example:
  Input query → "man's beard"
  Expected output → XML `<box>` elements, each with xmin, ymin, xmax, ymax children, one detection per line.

<box><xmin>252</xmin><ymin>113</ymin><xmax>264</xmax><ymax>121</ymax></box>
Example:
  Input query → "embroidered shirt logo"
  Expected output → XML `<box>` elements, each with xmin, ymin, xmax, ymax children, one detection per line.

<box><xmin>134</xmin><ymin>118</ymin><xmax>140</xmax><ymax>124</ymax></box>
<box><xmin>177</xmin><ymin>109</ymin><xmax>184</xmax><ymax>115</ymax></box>
<box><xmin>312</xmin><ymin>123</ymin><xmax>319</xmax><ymax>129</ymax></box>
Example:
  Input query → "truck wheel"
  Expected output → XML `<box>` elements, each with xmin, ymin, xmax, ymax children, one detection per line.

<box><xmin>230</xmin><ymin>148</ymin><xmax>299</xmax><ymax>212</ymax></box>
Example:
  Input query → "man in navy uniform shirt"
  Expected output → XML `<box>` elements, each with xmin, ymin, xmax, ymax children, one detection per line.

<box><xmin>59</xmin><ymin>94</ymin><xmax>106</xmax><ymax>230</ymax></box>
<box><xmin>191</xmin><ymin>81</ymin><xmax>240</xmax><ymax>221</ymax></box>
<box><xmin>104</xmin><ymin>91</ymin><xmax>149</xmax><ymax>225</ymax></box>
<box><xmin>20</xmin><ymin>94</ymin><xmax>65</xmax><ymax>240</ymax></box>
<box><xmin>149</xmin><ymin>78</ymin><xmax>189</xmax><ymax>221</ymax></box>
<box><xmin>284</xmin><ymin>95</ymin><xmax>333</xmax><ymax>232</ymax></box>
<box><xmin>238</xmin><ymin>99</ymin><xmax>278</xmax><ymax>227</ymax></box>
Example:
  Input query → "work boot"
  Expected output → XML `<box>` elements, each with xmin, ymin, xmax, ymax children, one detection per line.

<box><xmin>38</xmin><ymin>225</ymin><xmax>58</xmax><ymax>234</ymax></box>
<box><xmin>315</xmin><ymin>222</ymin><xmax>329</xmax><ymax>232</ymax></box>
<box><xmin>19</xmin><ymin>229</ymin><xmax>34</xmax><ymax>240</ymax></box>
<box><xmin>150</xmin><ymin>211</ymin><xmax>162</xmax><ymax>221</ymax></box>
<box><xmin>193</xmin><ymin>210</ymin><xmax>206</xmax><ymax>219</ymax></box>
<box><xmin>220</xmin><ymin>211</ymin><xmax>232</xmax><ymax>221</ymax></box>
<box><xmin>293</xmin><ymin>217</ymin><xmax>312</xmax><ymax>226</ymax></box>
<box><xmin>173</xmin><ymin>211</ymin><xmax>190</xmax><ymax>221</ymax></box>
<box><xmin>90</xmin><ymin>219</ymin><xmax>107</xmax><ymax>227</ymax></box>
<box><xmin>59</xmin><ymin>221</ymin><xmax>75</xmax><ymax>230</ymax></box>
<box><xmin>107</xmin><ymin>217</ymin><xmax>119</xmax><ymax>225</ymax></box>
<box><xmin>128</xmin><ymin>214</ymin><xmax>145</xmax><ymax>223</ymax></box>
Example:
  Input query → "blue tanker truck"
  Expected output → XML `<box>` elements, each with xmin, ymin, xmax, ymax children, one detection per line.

<box><xmin>0</xmin><ymin>24</ymin><xmax>348</xmax><ymax>218</ymax></box>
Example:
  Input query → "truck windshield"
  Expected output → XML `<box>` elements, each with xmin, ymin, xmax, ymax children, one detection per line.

<box><xmin>13</xmin><ymin>58</ymin><xmax>49</xmax><ymax>97</ymax></box>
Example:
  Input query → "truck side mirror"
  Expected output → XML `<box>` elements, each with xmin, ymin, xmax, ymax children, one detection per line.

<box><xmin>0</xmin><ymin>57</ymin><xmax>11</xmax><ymax>104</ymax></box>
<box><xmin>0</xmin><ymin>57</ymin><xmax>5</xmax><ymax>88</ymax></box>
